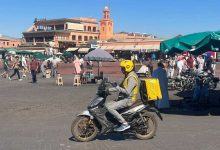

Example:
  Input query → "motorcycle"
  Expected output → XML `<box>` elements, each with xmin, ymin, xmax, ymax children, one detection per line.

<box><xmin>207</xmin><ymin>74</ymin><xmax>219</xmax><ymax>90</ymax></box>
<box><xmin>168</xmin><ymin>69</ymin><xmax>195</xmax><ymax>91</ymax></box>
<box><xmin>71</xmin><ymin>78</ymin><xmax>163</xmax><ymax>142</ymax></box>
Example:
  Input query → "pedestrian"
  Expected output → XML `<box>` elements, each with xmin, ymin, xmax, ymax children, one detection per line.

<box><xmin>186</xmin><ymin>55</ymin><xmax>195</xmax><ymax>70</ymax></box>
<box><xmin>177</xmin><ymin>57</ymin><xmax>185</xmax><ymax>78</ymax></box>
<box><xmin>40</xmin><ymin>60</ymin><xmax>47</xmax><ymax>78</ymax></box>
<box><xmin>196</xmin><ymin>55</ymin><xmax>204</xmax><ymax>73</ymax></box>
<box><xmin>1</xmin><ymin>56</ymin><xmax>10</xmax><ymax>78</ymax></box>
<box><xmin>9</xmin><ymin>56</ymin><xmax>22</xmax><ymax>81</ymax></box>
<box><xmin>167</xmin><ymin>57</ymin><xmax>175</xmax><ymax>78</ymax></box>
<box><xmin>29</xmin><ymin>57</ymin><xmax>39</xmax><ymax>83</ymax></box>
<box><xmin>147</xmin><ymin>58</ymin><xmax>153</xmax><ymax>76</ymax></box>
<box><xmin>211</xmin><ymin>56</ymin><xmax>216</xmax><ymax>75</ymax></box>
<box><xmin>73</xmin><ymin>55</ymin><xmax>81</xmax><ymax>75</ymax></box>
<box><xmin>205</xmin><ymin>53</ymin><xmax>213</xmax><ymax>73</ymax></box>
<box><xmin>21</xmin><ymin>56</ymin><xmax>28</xmax><ymax>77</ymax></box>
<box><xmin>151</xmin><ymin>53</ymin><xmax>156</xmax><ymax>61</ymax></box>
<box><xmin>152</xmin><ymin>61</ymin><xmax>170</xmax><ymax>109</ymax></box>
<box><xmin>51</xmin><ymin>56</ymin><xmax>58</xmax><ymax>78</ymax></box>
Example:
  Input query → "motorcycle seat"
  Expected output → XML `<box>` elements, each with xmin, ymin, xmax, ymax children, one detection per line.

<box><xmin>118</xmin><ymin>100</ymin><xmax>143</xmax><ymax>114</ymax></box>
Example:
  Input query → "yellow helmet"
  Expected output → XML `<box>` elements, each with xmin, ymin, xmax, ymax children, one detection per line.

<box><xmin>120</xmin><ymin>60</ymin><xmax>134</xmax><ymax>72</ymax></box>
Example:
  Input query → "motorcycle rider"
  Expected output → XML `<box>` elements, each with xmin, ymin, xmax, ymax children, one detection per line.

<box><xmin>105</xmin><ymin>60</ymin><xmax>139</xmax><ymax>132</ymax></box>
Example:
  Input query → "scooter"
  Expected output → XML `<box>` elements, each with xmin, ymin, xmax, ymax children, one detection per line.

<box><xmin>71</xmin><ymin>78</ymin><xmax>163</xmax><ymax>142</ymax></box>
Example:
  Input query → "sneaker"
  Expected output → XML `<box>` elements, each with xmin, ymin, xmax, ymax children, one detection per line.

<box><xmin>19</xmin><ymin>79</ymin><xmax>23</xmax><ymax>81</ymax></box>
<box><xmin>8</xmin><ymin>77</ymin><xmax>12</xmax><ymax>80</ymax></box>
<box><xmin>114</xmin><ymin>123</ymin><xmax>130</xmax><ymax>132</ymax></box>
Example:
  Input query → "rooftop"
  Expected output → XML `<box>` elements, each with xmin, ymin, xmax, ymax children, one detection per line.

<box><xmin>0</xmin><ymin>34</ymin><xmax>21</xmax><ymax>41</ymax></box>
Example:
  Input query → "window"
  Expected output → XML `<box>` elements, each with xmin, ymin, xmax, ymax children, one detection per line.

<box><xmin>25</xmin><ymin>37</ymin><xmax>33</xmax><ymax>42</ymax></box>
<box><xmin>78</xmin><ymin>36</ymin><xmax>82</xmax><ymax>41</ymax></box>
<box><xmin>88</xmin><ymin>26</ymin><xmax>91</xmax><ymax>32</ymax></box>
<box><xmin>84</xmin><ymin>26</ymin><xmax>87</xmax><ymax>31</ymax></box>
<box><xmin>94</xmin><ymin>37</ymin><xmax>98</xmax><ymax>40</ymax></box>
<box><xmin>89</xmin><ymin>36</ymin><xmax>93</xmax><ymax>40</ymax></box>
<box><xmin>84</xmin><ymin>36</ymin><xmax>88</xmax><ymax>41</ymax></box>
<box><xmin>72</xmin><ymin>35</ymin><xmax>76</xmax><ymax>40</ymax></box>
<box><xmin>45</xmin><ymin>36</ymin><xmax>54</xmax><ymax>42</ymax></box>
<box><xmin>7</xmin><ymin>42</ymin><xmax>9</xmax><ymax>46</ymax></box>
<box><xmin>13</xmin><ymin>44</ymin><xmax>14</xmax><ymax>46</ymax></box>
<box><xmin>93</xmin><ymin>27</ymin><xmax>96</xmax><ymax>32</ymax></box>
<box><xmin>55</xmin><ymin>24</ymin><xmax>64</xmax><ymax>30</ymax></box>
<box><xmin>3</xmin><ymin>42</ymin><xmax>5</xmax><ymax>45</ymax></box>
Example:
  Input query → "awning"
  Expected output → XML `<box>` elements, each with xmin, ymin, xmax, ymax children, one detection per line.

<box><xmin>132</xmin><ymin>45</ymin><xmax>160</xmax><ymax>51</ymax></box>
<box><xmin>142</xmin><ymin>45</ymin><xmax>160</xmax><ymax>50</ymax></box>
<box><xmin>100</xmin><ymin>46</ymin><xmax>108</xmax><ymax>50</ymax></box>
<box><xmin>78</xmin><ymin>48</ymin><xmax>90</xmax><ymax>53</ymax></box>
<box><xmin>113</xmin><ymin>46</ymin><xmax>124</xmax><ymax>50</ymax></box>
<box><xmin>106</xmin><ymin>46</ymin><xmax>115</xmax><ymax>50</ymax></box>
<box><xmin>66</xmin><ymin>47</ymin><xmax>78</xmax><ymax>52</ymax></box>
<box><xmin>122</xmin><ymin>45</ymin><xmax>136</xmax><ymax>50</ymax></box>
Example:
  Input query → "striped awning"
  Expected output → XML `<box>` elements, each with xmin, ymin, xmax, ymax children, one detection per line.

<box><xmin>66</xmin><ymin>47</ymin><xmax>78</xmax><ymax>52</ymax></box>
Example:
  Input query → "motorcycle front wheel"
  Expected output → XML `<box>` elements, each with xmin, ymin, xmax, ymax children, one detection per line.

<box><xmin>71</xmin><ymin>116</ymin><xmax>98</xmax><ymax>142</ymax></box>
<box><xmin>135</xmin><ymin>112</ymin><xmax>157</xmax><ymax>140</ymax></box>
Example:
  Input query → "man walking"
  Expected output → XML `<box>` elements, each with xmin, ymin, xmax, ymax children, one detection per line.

<box><xmin>9</xmin><ymin>56</ymin><xmax>22</xmax><ymax>81</ymax></box>
<box><xmin>29</xmin><ymin>57</ymin><xmax>39</xmax><ymax>83</ymax></box>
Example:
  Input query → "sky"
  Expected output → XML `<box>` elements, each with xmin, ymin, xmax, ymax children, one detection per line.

<box><xmin>0</xmin><ymin>0</ymin><xmax>220</xmax><ymax>38</ymax></box>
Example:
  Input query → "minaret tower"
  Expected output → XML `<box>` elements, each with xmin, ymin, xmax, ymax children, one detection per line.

<box><xmin>99</xmin><ymin>6</ymin><xmax>114</xmax><ymax>41</ymax></box>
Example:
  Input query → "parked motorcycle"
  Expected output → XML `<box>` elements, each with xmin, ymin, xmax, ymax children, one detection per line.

<box><xmin>71</xmin><ymin>78</ymin><xmax>162</xmax><ymax>142</ymax></box>
<box><xmin>168</xmin><ymin>69</ymin><xmax>195</xmax><ymax>91</ymax></box>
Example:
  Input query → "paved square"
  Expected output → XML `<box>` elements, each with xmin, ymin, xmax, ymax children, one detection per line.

<box><xmin>0</xmin><ymin>75</ymin><xmax>220</xmax><ymax>150</ymax></box>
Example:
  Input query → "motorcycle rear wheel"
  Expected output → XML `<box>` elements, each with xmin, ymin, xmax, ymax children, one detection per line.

<box><xmin>71</xmin><ymin>116</ymin><xmax>98</xmax><ymax>142</ymax></box>
<box><xmin>135</xmin><ymin>112</ymin><xmax>157</xmax><ymax>140</ymax></box>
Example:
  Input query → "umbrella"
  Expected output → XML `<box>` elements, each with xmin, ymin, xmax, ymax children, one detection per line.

<box><xmin>84</xmin><ymin>48</ymin><xmax>115</xmax><ymax>76</ymax></box>
<box><xmin>16</xmin><ymin>50</ymin><xmax>34</xmax><ymax>55</ymax></box>
<box><xmin>160</xmin><ymin>31</ymin><xmax>220</xmax><ymax>55</ymax></box>
<box><xmin>33</xmin><ymin>53</ymin><xmax>50</xmax><ymax>61</ymax></box>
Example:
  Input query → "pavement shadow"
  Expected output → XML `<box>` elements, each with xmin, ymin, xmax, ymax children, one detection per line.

<box><xmin>162</xmin><ymin>89</ymin><xmax>220</xmax><ymax>116</ymax></box>
<box><xmin>96</xmin><ymin>133</ymin><xmax>137</xmax><ymax>141</ymax></box>
<box><xmin>69</xmin><ymin>133</ymin><xmax>137</xmax><ymax>142</ymax></box>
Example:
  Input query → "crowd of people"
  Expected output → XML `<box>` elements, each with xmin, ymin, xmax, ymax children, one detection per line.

<box><xmin>166</xmin><ymin>53</ymin><xmax>216</xmax><ymax>78</ymax></box>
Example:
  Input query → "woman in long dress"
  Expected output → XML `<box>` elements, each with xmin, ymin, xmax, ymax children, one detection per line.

<box><xmin>73</xmin><ymin>56</ymin><xmax>81</xmax><ymax>75</ymax></box>
<box><xmin>152</xmin><ymin>61</ymin><xmax>170</xmax><ymax>109</ymax></box>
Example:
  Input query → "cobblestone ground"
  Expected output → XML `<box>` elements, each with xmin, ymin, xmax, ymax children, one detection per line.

<box><xmin>0</xmin><ymin>72</ymin><xmax>220</xmax><ymax>150</ymax></box>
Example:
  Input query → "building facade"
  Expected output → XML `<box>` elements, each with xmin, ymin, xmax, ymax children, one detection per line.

<box><xmin>23</xmin><ymin>17</ymin><xmax>99</xmax><ymax>51</ymax></box>
<box><xmin>0</xmin><ymin>34</ymin><xmax>22</xmax><ymax>48</ymax></box>
<box><xmin>22</xmin><ymin>6</ymin><xmax>162</xmax><ymax>53</ymax></box>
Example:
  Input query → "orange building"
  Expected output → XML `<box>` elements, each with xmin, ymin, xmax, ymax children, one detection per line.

<box><xmin>22</xmin><ymin>6</ymin><xmax>163</xmax><ymax>53</ymax></box>
<box><xmin>99</xmin><ymin>6</ymin><xmax>114</xmax><ymax>41</ymax></box>
<box><xmin>23</xmin><ymin>17</ymin><xmax>99</xmax><ymax>52</ymax></box>
<box><xmin>0</xmin><ymin>34</ymin><xmax>22</xmax><ymax>48</ymax></box>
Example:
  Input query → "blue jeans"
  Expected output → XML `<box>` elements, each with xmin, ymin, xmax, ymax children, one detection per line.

<box><xmin>31</xmin><ymin>70</ymin><xmax>37</xmax><ymax>83</ymax></box>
